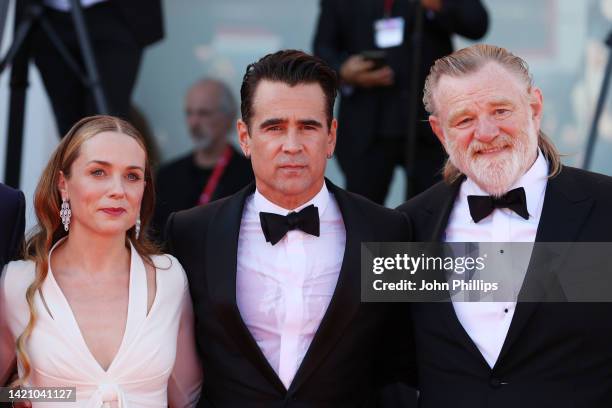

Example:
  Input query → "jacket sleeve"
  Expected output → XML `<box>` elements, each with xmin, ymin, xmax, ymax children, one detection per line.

<box><xmin>428</xmin><ymin>0</ymin><xmax>489</xmax><ymax>40</ymax></box>
<box><xmin>167</xmin><ymin>275</ymin><xmax>203</xmax><ymax>408</ymax></box>
<box><xmin>9</xmin><ymin>191</ymin><xmax>25</xmax><ymax>263</ymax></box>
<box><xmin>312</xmin><ymin>0</ymin><xmax>349</xmax><ymax>73</ymax></box>
<box><xmin>164</xmin><ymin>212</ymin><xmax>178</xmax><ymax>256</ymax></box>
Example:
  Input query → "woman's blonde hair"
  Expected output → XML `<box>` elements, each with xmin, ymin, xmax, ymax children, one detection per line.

<box><xmin>14</xmin><ymin>115</ymin><xmax>159</xmax><ymax>385</ymax></box>
<box><xmin>422</xmin><ymin>44</ymin><xmax>562</xmax><ymax>183</ymax></box>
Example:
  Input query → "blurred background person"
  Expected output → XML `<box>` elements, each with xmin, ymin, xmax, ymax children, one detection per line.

<box><xmin>8</xmin><ymin>1</ymin><xmax>612</xmax><ymax>218</ymax></box>
<box><xmin>152</xmin><ymin>78</ymin><xmax>253</xmax><ymax>240</ymax></box>
<box><xmin>29</xmin><ymin>0</ymin><xmax>164</xmax><ymax>136</ymax></box>
<box><xmin>313</xmin><ymin>0</ymin><xmax>488</xmax><ymax>204</ymax></box>
<box><xmin>0</xmin><ymin>115</ymin><xmax>201</xmax><ymax>407</ymax></box>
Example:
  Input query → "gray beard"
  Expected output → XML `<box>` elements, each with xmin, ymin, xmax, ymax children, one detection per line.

<box><xmin>447</xmin><ymin>131</ymin><xmax>537</xmax><ymax>197</ymax></box>
<box><xmin>192</xmin><ymin>136</ymin><xmax>213</xmax><ymax>152</ymax></box>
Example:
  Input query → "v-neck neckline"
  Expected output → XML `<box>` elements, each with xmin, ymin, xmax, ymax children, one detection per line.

<box><xmin>44</xmin><ymin>237</ymin><xmax>148</xmax><ymax>375</ymax></box>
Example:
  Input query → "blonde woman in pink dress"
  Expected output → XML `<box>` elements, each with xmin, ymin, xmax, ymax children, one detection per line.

<box><xmin>0</xmin><ymin>116</ymin><xmax>202</xmax><ymax>407</ymax></box>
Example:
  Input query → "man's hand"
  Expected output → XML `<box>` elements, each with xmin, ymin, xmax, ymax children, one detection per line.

<box><xmin>421</xmin><ymin>0</ymin><xmax>442</xmax><ymax>12</ymax></box>
<box><xmin>340</xmin><ymin>55</ymin><xmax>394</xmax><ymax>88</ymax></box>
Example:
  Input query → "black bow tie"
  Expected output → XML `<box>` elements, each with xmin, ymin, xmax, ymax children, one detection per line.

<box><xmin>259</xmin><ymin>204</ymin><xmax>320</xmax><ymax>245</ymax></box>
<box><xmin>467</xmin><ymin>187</ymin><xmax>529</xmax><ymax>223</ymax></box>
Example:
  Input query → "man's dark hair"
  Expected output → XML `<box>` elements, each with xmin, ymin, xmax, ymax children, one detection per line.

<box><xmin>240</xmin><ymin>49</ymin><xmax>338</xmax><ymax>129</ymax></box>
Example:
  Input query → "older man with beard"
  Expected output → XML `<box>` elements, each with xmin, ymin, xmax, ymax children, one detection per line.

<box><xmin>397</xmin><ymin>44</ymin><xmax>612</xmax><ymax>408</ymax></box>
<box><xmin>152</xmin><ymin>78</ymin><xmax>254</xmax><ymax>241</ymax></box>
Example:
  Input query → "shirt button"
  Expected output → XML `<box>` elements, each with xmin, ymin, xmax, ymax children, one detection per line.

<box><xmin>489</xmin><ymin>377</ymin><xmax>503</xmax><ymax>388</ymax></box>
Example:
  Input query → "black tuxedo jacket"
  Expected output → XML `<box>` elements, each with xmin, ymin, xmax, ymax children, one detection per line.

<box><xmin>0</xmin><ymin>184</ymin><xmax>25</xmax><ymax>401</ymax></box>
<box><xmin>313</xmin><ymin>0</ymin><xmax>488</xmax><ymax>157</ymax></box>
<box><xmin>397</xmin><ymin>166</ymin><xmax>612</xmax><ymax>408</ymax></box>
<box><xmin>27</xmin><ymin>0</ymin><xmax>163</xmax><ymax>47</ymax></box>
<box><xmin>0</xmin><ymin>183</ymin><xmax>25</xmax><ymax>269</ymax></box>
<box><xmin>166</xmin><ymin>180</ymin><xmax>414</xmax><ymax>407</ymax></box>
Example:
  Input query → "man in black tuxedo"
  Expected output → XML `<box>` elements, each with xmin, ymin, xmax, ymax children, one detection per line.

<box><xmin>313</xmin><ymin>0</ymin><xmax>488</xmax><ymax>202</ymax></box>
<box><xmin>28</xmin><ymin>0</ymin><xmax>163</xmax><ymax>136</ymax></box>
<box><xmin>397</xmin><ymin>44</ymin><xmax>612</xmax><ymax>407</ymax></box>
<box><xmin>166</xmin><ymin>50</ymin><xmax>414</xmax><ymax>407</ymax></box>
<box><xmin>0</xmin><ymin>183</ymin><xmax>25</xmax><ymax>268</ymax></box>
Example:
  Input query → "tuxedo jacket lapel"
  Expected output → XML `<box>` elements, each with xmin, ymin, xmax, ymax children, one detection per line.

<box><xmin>205</xmin><ymin>180</ymin><xmax>374</xmax><ymax>395</ymax></box>
<box><xmin>429</xmin><ymin>176</ymin><xmax>464</xmax><ymax>241</ymax></box>
<box><xmin>421</xmin><ymin>176</ymin><xmax>493</xmax><ymax>368</ymax></box>
<box><xmin>205</xmin><ymin>182</ymin><xmax>287</xmax><ymax>394</ymax></box>
<box><xmin>534</xmin><ymin>166</ymin><xmax>593</xmax><ymax>243</ymax></box>
<box><xmin>416</xmin><ymin>168</ymin><xmax>596</xmax><ymax>370</ymax></box>
<box><xmin>288</xmin><ymin>180</ymin><xmax>367</xmax><ymax>393</ymax></box>
<box><xmin>496</xmin><ymin>166</ymin><xmax>594</xmax><ymax>366</ymax></box>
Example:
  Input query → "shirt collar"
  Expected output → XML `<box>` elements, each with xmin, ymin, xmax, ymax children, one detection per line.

<box><xmin>253</xmin><ymin>182</ymin><xmax>330</xmax><ymax>216</ymax></box>
<box><xmin>461</xmin><ymin>148</ymin><xmax>549</xmax><ymax>217</ymax></box>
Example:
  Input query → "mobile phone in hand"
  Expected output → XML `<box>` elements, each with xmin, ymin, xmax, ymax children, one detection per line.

<box><xmin>361</xmin><ymin>50</ymin><xmax>387</xmax><ymax>70</ymax></box>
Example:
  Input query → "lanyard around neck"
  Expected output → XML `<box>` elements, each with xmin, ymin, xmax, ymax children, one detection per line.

<box><xmin>198</xmin><ymin>146</ymin><xmax>233</xmax><ymax>205</ymax></box>
<box><xmin>384</xmin><ymin>0</ymin><xmax>395</xmax><ymax>17</ymax></box>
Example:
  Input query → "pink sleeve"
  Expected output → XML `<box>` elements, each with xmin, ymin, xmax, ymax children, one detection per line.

<box><xmin>0</xmin><ymin>265</ymin><xmax>17</xmax><ymax>385</ymax></box>
<box><xmin>167</xmin><ymin>285</ymin><xmax>203</xmax><ymax>408</ymax></box>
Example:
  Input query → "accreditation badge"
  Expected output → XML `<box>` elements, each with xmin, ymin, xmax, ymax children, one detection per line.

<box><xmin>374</xmin><ymin>16</ymin><xmax>405</xmax><ymax>48</ymax></box>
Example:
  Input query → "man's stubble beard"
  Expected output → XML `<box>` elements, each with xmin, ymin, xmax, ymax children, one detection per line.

<box><xmin>447</xmin><ymin>129</ymin><xmax>538</xmax><ymax>197</ymax></box>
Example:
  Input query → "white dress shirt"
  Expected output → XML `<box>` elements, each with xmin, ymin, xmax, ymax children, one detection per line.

<box><xmin>236</xmin><ymin>183</ymin><xmax>346</xmax><ymax>389</ymax></box>
<box><xmin>43</xmin><ymin>0</ymin><xmax>106</xmax><ymax>12</ymax></box>
<box><xmin>444</xmin><ymin>150</ymin><xmax>548</xmax><ymax>368</ymax></box>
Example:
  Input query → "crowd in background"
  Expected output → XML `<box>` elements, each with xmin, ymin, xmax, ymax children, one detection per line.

<box><xmin>3</xmin><ymin>0</ymin><xmax>490</xmax><ymax>220</ymax></box>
